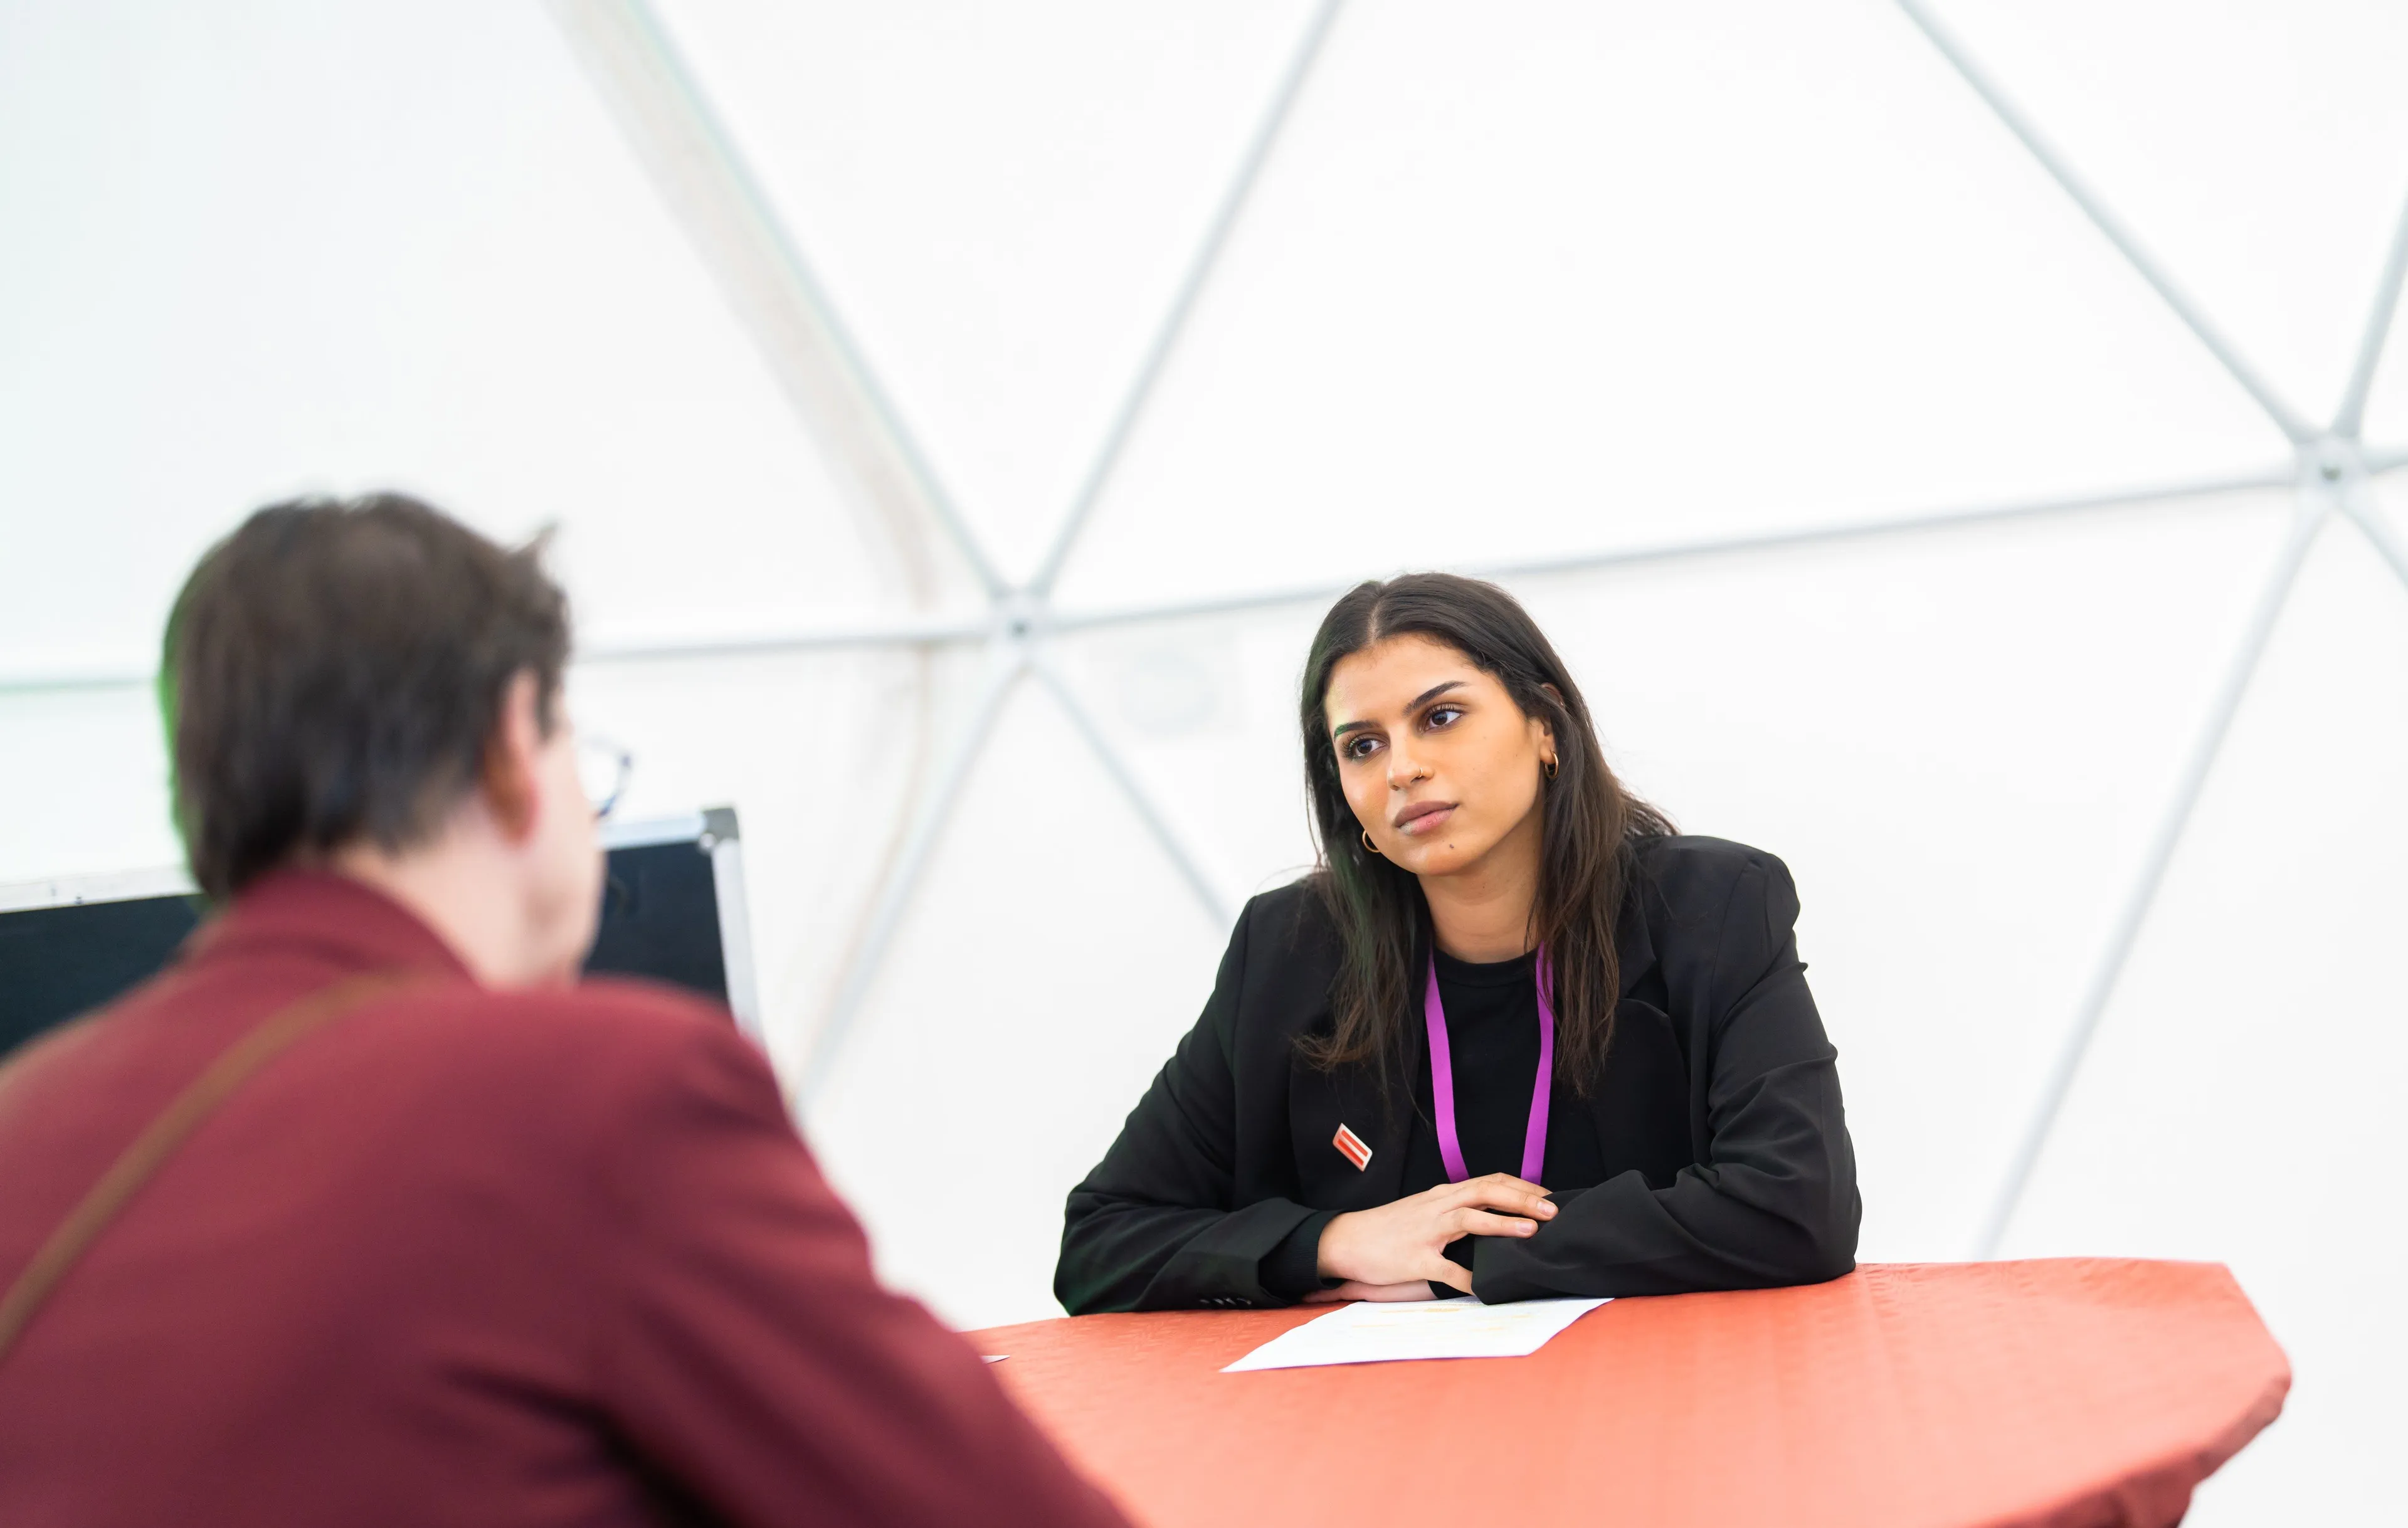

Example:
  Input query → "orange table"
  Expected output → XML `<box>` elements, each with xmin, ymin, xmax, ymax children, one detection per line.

<box><xmin>971</xmin><ymin>1260</ymin><xmax>2286</xmax><ymax>1528</ymax></box>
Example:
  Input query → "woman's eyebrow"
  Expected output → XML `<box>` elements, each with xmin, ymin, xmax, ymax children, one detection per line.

<box><xmin>1330</xmin><ymin>680</ymin><xmax>1469</xmax><ymax>738</ymax></box>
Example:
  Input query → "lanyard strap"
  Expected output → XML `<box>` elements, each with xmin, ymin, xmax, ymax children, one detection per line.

<box><xmin>1423</xmin><ymin>947</ymin><xmax>1556</xmax><ymax>1184</ymax></box>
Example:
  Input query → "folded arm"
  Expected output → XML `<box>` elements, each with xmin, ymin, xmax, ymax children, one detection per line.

<box><xmin>1057</xmin><ymin>903</ymin><xmax>1336</xmax><ymax>1312</ymax></box>
<box><xmin>1473</xmin><ymin>854</ymin><xmax>1861</xmax><ymax>1302</ymax></box>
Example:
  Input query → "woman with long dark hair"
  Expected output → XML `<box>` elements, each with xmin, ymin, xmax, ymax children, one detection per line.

<box><xmin>1055</xmin><ymin>573</ymin><xmax>1859</xmax><ymax>1310</ymax></box>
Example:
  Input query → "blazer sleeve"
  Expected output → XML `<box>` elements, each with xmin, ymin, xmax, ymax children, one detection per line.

<box><xmin>1471</xmin><ymin>851</ymin><xmax>1861</xmax><ymax>1302</ymax></box>
<box><xmin>1055</xmin><ymin>900</ymin><xmax>1323</xmax><ymax>1314</ymax></box>
<box><xmin>594</xmin><ymin>1018</ymin><xmax>1129</xmax><ymax>1528</ymax></box>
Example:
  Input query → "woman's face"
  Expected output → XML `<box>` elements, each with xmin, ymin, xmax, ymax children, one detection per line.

<box><xmin>1323</xmin><ymin>633</ymin><xmax>1556</xmax><ymax>879</ymax></box>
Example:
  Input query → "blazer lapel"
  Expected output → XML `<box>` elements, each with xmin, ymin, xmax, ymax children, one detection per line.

<box><xmin>1292</xmin><ymin>1037</ymin><xmax>1415</xmax><ymax>1211</ymax></box>
<box><xmin>1616</xmin><ymin>880</ymin><xmax>1659</xmax><ymax>995</ymax></box>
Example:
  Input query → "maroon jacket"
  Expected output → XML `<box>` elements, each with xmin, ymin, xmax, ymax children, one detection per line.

<box><xmin>0</xmin><ymin>872</ymin><xmax>1128</xmax><ymax>1528</ymax></box>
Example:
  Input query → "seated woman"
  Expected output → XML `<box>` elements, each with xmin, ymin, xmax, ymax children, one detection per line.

<box><xmin>1056</xmin><ymin>572</ymin><xmax>1859</xmax><ymax>1310</ymax></box>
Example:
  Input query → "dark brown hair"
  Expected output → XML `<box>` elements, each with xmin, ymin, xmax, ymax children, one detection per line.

<box><xmin>161</xmin><ymin>494</ymin><xmax>569</xmax><ymax>901</ymax></box>
<box><xmin>1297</xmin><ymin>572</ymin><xmax>1671</xmax><ymax>1100</ymax></box>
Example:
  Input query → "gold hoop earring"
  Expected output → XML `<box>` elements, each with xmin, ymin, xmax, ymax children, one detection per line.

<box><xmin>1361</xmin><ymin>828</ymin><xmax>1383</xmax><ymax>857</ymax></box>
<box><xmin>1544</xmin><ymin>757</ymin><xmax>1559</xmax><ymax>780</ymax></box>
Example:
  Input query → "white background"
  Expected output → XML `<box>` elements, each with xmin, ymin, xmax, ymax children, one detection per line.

<box><xmin>4</xmin><ymin>3</ymin><xmax>2404</xmax><ymax>1520</ymax></box>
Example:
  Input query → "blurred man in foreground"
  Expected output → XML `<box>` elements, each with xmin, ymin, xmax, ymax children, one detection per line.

<box><xmin>0</xmin><ymin>495</ymin><xmax>1127</xmax><ymax>1528</ymax></box>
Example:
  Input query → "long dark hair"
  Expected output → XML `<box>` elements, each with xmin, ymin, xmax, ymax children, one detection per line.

<box><xmin>1297</xmin><ymin>573</ymin><xmax>1672</xmax><ymax>1100</ymax></box>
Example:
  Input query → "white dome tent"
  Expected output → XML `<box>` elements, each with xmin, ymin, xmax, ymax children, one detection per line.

<box><xmin>3</xmin><ymin>2</ymin><xmax>2404</xmax><ymax>1520</ymax></box>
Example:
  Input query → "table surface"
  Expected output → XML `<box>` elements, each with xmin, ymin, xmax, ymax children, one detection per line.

<box><xmin>969</xmin><ymin>1259</ymin><xmax>2288</xmax><ymax>1528</ymax></box>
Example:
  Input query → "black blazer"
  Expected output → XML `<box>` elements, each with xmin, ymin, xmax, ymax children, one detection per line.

<box><xmin>1055</xmin><ymin>835</ymin><xmax>1859</xmax><ymax>1312</ymax></box>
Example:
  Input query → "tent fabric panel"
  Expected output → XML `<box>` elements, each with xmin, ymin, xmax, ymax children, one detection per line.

<box><xmin>2005</xmin><ymin>523</ymin><xmax>2408</xmax><ymax>1525</ymax></box>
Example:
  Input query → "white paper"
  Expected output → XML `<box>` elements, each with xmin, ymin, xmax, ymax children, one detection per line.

<box><xmin>1220</xmin><ymin>1295</ymin><xmax>1610</xmax><ymax>1372</ymax></box>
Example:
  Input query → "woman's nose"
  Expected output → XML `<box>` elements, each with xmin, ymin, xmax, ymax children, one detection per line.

<box><xmin>1386</xmin><ymin>744</ymin><xmax>1429</xmax><ymax>789</ymax></box>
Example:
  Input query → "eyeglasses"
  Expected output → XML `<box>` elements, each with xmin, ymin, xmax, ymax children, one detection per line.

<box><xmin>576</xmin><ymin>735</ymin><xmax>634</xmax><ymax>821</ymax></box>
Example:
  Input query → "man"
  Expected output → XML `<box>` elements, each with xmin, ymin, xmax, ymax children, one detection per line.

<box><xmin>0</xmin><ymin>495</ymin><xmax>1128</xmax><ymax>1527</ymax></box>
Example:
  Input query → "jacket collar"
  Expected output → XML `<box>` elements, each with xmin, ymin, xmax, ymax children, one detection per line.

<box><xmin>189</xmin><ymin>870</ymin><xmax>475</xmax><ymax>984</ymax></box>
<box><xmin>1614</xmin><ymin>863</ymin><xmax>1660</xmax><ymax>994</ymax></box>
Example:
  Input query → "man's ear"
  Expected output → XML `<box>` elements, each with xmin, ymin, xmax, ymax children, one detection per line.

<box><xmin>479</xmin><ymin>670</ymin><xmax>544</xmax><ymax>843</ymax></box>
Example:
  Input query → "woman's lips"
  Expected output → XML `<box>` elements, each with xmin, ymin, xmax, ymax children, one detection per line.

<box><xmin>1393</xmin><ymin>802</ymin><xmax>1456</xmax><ymax>836</ymax></box>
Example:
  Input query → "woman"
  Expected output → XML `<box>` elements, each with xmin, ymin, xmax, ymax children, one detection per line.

<box><xmin>1055</xmin><ymin>573</ymin><xmax>1859</xmax><ymax>1311</ymax></box>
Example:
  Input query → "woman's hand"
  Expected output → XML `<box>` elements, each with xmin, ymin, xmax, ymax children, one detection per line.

<box><xmin>1312</xmin><ymin>1173</ymin><xmax>1556</xmax><ymax>1295</ymax></box>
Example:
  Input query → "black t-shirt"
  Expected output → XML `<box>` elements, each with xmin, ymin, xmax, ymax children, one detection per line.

<box><xmin>1411</xmin><ymin>947</ymin><xmax>1545</xmax><ymax>1179</ymax></box>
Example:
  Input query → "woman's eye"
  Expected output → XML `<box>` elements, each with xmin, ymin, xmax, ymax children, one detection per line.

<box><xmin>1344</xmin><ymin>735</ymin><xmax>1381</xmax><ymax>761</ymax></box>
<box><xmin>1426</xmin><ymin>705</ymin><xmax>1464</xmax><ymax>729</ymax></box>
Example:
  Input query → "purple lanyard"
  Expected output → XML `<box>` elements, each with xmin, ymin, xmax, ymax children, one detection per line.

<box><xmin>1423</xmin><ymin>946</ymin><xmax>1555</xmax><ymax>1184</ymax></box>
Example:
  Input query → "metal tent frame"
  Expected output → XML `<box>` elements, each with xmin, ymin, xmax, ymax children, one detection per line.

<box><xmin>8</xmin><ymin>2</ymin><xmax>2403</xmax><ymax>1260</ymax></box>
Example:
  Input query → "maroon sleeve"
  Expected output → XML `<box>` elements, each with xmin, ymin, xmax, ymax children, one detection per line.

<box><xmin>592</xmin><ymin>1016</ymin><xmax>1131</xmax><ymax>1528</ymax></box>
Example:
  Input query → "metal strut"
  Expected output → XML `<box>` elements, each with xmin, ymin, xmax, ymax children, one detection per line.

<box><xmin>1974</xmin><ymin>491</ymin><xmax>2331</xmax><ymax>1256</ymax></box>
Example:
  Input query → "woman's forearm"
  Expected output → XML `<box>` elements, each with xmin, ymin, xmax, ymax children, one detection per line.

<box><xmin>1055</xmin><ymin>1193</ymin><xmax>1326</xmax><ymax>1312</ymax></box>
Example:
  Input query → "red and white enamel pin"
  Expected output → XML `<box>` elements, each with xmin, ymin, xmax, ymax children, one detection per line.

<box><xmin>1333</xmin><ymin>1124</ymin><xmax>1373</xmax><ymax>1172</ymax></box>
